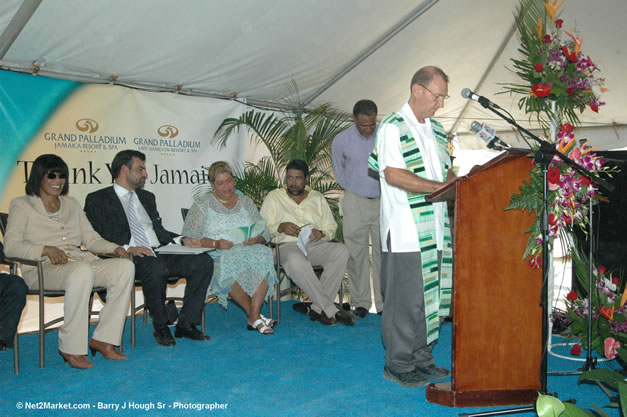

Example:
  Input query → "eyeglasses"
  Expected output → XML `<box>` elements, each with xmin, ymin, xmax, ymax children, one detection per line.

<box><xmin>418</xmin><ymin>84</ymin><xmax>450</xmax><ymax>101</ymax></box>
<box><xmin>45</xmin><ymin>172</ymin><xmax>67</xmax><ymax>180</ymax></box>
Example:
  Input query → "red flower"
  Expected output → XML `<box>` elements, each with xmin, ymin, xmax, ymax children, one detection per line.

<box><xmin>612</xmin><ymin>277</ymin><xmax>619</xmax><ymax>285</ymax></box>
<box><xmin>544</xmin><ymin>34</ymin><xmax>551</xmax><ymax>44</ymax></box>
<box><xmin>548</xmin><ymin>167</ymin><xmax>561</xmax><ymax>184</ymax></box>
<box><xmin>529</xmin><ymin>254</ymin><xmax>543</xmax><ymax>269</ymax></box>
<box><xmin>532</xmin><ymin>83</ymin><xmax>551</xmax><ymax>98</ymax></box>
<box><xmin>590</xmin><ymin>103</ymin><xmax>599</xmax><ymax>113</ymax></box>
<box><xmin>566</xmin><ymin>87</ymin><xmax>575</xmax><ymax>95</ymax></box>
<box><xmin>579</xmin><ymin>176</ymin><xmax>591</xmax><ymax>187</ymax></box>
<box><xmin>548</xmin><ymin>213</ymin><xmax>557</xmax><ymax>226</ymax></box>
<box><xmin>599</xmin><ymin>306</ymin><xmax>613</xmax><ymax>320</ymax></box>
<box><xmin>566</xmin><ymin>290</ymin><xmax>578</xmax><ymax>301</ymax></box>
<box><xmin>599</xmin><ymin>265</ymin><xmax>606</xmax><ymax>274</ymax></box>
<box><xmin>570</xmin><ymin>344</ymin><xmax>582</xmax><ymax>356</ymax></box>
<box><xmin>555</xmin><ymin>19</ymin><xmax>563</xmax><ymax>28</ymax></box>
<box><xmin>561</xmin><ymin>46</ymin><xmax>578</xmax><ymax>62</ymax></box>
<box><xmin>560</xmin><ymin>123</ymin><xmax>574</xmax><ymax>134</ymax></box>
<box><xmin>535</xmin><ymin>63</ymin><xmax>544</xmax><ymax>72</ymax></box>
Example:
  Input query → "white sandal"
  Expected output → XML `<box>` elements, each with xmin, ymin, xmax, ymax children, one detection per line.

<box><xmin>249</xmin><ymin>319</ymin><xmax>273</xmax><ymax>335</ymax></box>
<box><xmin>260</xmin><ymin>314</ymin><xmax>277</xmax><ymax>328</ymax></box>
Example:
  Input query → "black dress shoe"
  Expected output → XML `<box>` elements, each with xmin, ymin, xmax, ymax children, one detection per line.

<box><xmin>153</xmin><ymin>326</ymin><xmax>176</xmax><ymax>347</ymax></box>
<box><xmin>353</xmin><ymin>307</ymin><xmax>369</xmax><ymax>318</ymax></box>
<box><xmin>309</xmin><ymin>309</ymin><xmax>321</xmax><ymax>322</ymax></box>
<box><xmin>335</xmin><ymin>309</ymin><xmax>356</xmax><ymax>326</ymax></box>
<box><xmin>415</xmin><ymin>364</ymin><xmax>450</xmax><ymax>381</ymax></box>
<box><xmin>317</xmin><ymin>311</ymin><xmax>338</xmax><ymax>326</ymax></box>
<box><xmin>174</xmin><ymin>325</ymin><xmax>210</xmax><ymax>341</ymax></box>
<box><xmin>293</xmin><ymin>302</ymin><xmax>312</xmax><ymax>315</ymax></box>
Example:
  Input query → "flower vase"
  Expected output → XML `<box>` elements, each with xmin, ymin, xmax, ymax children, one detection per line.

<box><xmin>546</xmin><ymin>99</ymin><xmax>557</xmax><ymax>350</ymax></box>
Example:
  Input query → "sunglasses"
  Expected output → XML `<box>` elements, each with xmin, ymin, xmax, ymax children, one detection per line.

<box><xmin>45</xmin><ymin>172</ymin><xmax>67</xmax><ymax>180</ymax></box>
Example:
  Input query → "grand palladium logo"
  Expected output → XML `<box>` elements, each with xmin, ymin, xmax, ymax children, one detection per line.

<box><xmin>76</xmin><ymin>118</ymin><xmax>99</xmax><ymax>133</ymax></box>
<box><xmin>157</xmin><ymin>125</ymin><xmax>179</xmax><ymax>138</ymax></box>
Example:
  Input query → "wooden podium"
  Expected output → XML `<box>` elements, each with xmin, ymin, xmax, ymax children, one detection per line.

<box><xmin>426</xmin><ymin>151</ymin><xmax>543</xmax><ymax>407</ymax></box>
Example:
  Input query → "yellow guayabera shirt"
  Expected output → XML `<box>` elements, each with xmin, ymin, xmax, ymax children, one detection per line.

<box><xmin>259</xmin><ymin>186</ymin><xmax>337</xmax><ymax>244</ymax></box>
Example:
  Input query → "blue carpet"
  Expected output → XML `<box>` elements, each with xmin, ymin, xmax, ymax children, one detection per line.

<box><xmin>1</xmin><ymin>301</ymin><xmax>620</xmax><ymax>417</ymax></box>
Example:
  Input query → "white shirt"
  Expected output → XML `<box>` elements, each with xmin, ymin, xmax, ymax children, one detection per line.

<box><xmin>113</xmin><ymin>183</ymin><xmax>161</xmax><ymax>248</ymax></box>
<box><xmin>376</xmin><ymin>102</ymin><xmax>450</xmax><ymax>253</ymax></box>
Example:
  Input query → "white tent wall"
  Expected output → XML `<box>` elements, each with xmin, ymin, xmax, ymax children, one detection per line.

<box><xmin>1</xmin><ymin>0</ymin><xmax>626</xmax><ymax>151</ymax></box>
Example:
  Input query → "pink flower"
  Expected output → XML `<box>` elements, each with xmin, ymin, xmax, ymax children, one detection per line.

<box><xmin>603</xmin><ymin>337</ymin><xmax>620</xmax><ymax>360</ymax></box>
<box><xmin>570</xmin><ymin>343</ymin><xmax>582</xmax><ymax>356</ymax></box>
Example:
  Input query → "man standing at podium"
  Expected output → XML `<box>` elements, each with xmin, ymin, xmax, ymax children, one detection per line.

<box><xmin>368</xmin><ymin>66</ymin><xmax>456</xmax><ymax>388</ymax></box>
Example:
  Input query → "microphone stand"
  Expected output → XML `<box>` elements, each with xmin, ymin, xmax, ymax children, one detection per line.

<box><xmin>461</xmin><ymin>102</ymin><xmax>613</xmax><ymax>417</ymax></box>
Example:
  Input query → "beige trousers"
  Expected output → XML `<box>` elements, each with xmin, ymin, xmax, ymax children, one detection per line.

<box><xmin>342</xmin><ymin>190</ymin><xmax>383</xmax><ymax>311</ymax></box>
<box><xmin>24</xmin><ymin>256</ymin><xmax>134</xmax><ymax>355</ymax></box>
<box><xmin>279</xmin><ymin>241</ymin><xmax>349</xmax><ymax>318</ymax></box>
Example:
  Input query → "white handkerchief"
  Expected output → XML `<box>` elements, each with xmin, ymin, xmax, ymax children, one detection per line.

<box><xmin>297</xmin><ymin>225</ymin><xmax>312</xmax><ymax>256</ymax></box>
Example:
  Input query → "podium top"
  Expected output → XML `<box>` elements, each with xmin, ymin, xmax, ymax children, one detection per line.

<box><xmin>427</xmin><ymin>148</ymin><xmax>530</xmax><ymax>203</ymax></box>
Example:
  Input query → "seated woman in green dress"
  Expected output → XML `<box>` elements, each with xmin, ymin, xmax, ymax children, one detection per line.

<box><xmin>182</xmin><ymin>161</ymin><xmax>278</xmax><ymax>335</ymax></box>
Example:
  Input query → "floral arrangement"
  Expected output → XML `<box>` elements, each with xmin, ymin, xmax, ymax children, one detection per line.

<box><xmin>505</xmin><ymin>122</ymin><xmax>616</xmax><ymax>267</ymax></box>
<box><xmin>563</xmin><ymin>264</ymin><xmax>626</xmax><ymax>362</ymax></box>
<box><xmin>501</xmin><ymin>0</ymin><xmax>607</xmax><ymax>128</ymax></box>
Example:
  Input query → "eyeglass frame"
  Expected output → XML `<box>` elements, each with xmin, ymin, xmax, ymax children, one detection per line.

<box><xmin>418</xmin><ymin>83</ymin><xmax>450</xmax><ymax>101</ymax></box>
<box><xmin>45</xmin><ymin>172</ymin><xmax>67</xmax><ymax>180</ymax></box>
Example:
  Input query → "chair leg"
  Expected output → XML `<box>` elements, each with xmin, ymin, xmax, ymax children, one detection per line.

<box><xmin>13</xmin><ymin>333</ymin><xmax>19</xmax><ymax>375</ymax></box>
<box><xmin>130</xmin><ymin>288</ymin><xmax>136</xmax><ymax>347</ymax></box>
<box><xmin>201</xmin><ymin>307</ymin><xmax>205</xmax><ymax>333</ymax></box>
<box><xmin>38</xmin><ymin>293</ymin><xmax>45</xmax><ymax>369</ymax></box>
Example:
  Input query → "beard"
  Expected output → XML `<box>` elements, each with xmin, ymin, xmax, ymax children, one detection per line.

<box><xmin>287</xmin><ymin>185</ymin><xmax>304</xmax><ymax>196</ymax></box>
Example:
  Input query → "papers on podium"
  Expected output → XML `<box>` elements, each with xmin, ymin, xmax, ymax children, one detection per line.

<box><xmin>227</xmin><ymin>220</ymin><xmax>266</xmax><ymax>245</ymax></box>
<box><xmin>154</xmin><ymin>244</ymin><xmax>213</xmax><ymax>255</ymax></box>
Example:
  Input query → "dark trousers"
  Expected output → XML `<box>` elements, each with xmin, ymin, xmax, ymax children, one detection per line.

<box><xmin>0</xmin><ymin>274</ymin><xmax>28</xmax><ymax>348</ymax></box>
<box><xmin>133</xmin><ymin>253</ymin><xmax>213</xmax><ymax>329</ymax></box>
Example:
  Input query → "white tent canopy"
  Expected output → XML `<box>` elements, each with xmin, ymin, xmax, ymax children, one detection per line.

<box><xmin>1</xmin><ymin>0</ymin><xmax>626</xmax><ymax>150</ymax></box>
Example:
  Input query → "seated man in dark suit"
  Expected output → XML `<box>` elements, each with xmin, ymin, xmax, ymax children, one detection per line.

<box><xmin>84</xmin><ymin>150</ymin><xmax>213</xmax><ymax>347</ymax></box>
<box><xmin>0</xmin><ymin>242</ymin><xmax>28</xmax><ymax>350</ymax></box>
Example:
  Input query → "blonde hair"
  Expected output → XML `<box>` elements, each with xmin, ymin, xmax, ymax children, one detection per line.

<box><xmin>207</xmin><ymin>161</ymin><xmax>233</xmax><ymax>184</ymax></box>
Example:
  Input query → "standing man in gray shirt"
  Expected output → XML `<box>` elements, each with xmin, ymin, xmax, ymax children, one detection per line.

<box><xmin>332</xmin><ymin>100</ymin><xmax>383</xmax><ymax>318</ymax></box>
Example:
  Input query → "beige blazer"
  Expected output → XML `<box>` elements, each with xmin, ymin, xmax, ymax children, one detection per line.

<box><xmin>4</xmin><ymin>195</ymin><xmax>120</xmax><ymax>287</ymax></box>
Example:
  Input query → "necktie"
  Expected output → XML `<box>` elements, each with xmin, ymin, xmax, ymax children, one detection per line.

<box><xmin>127</xmin><ymin>192</ymin><xmax>154</xmax><ymax>253</ymax></box>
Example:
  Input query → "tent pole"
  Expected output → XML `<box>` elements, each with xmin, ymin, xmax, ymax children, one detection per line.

<box><xmin>0</xmin><ymin>0</ymin><xmax>42</xmax><ymax>59</ymax></box>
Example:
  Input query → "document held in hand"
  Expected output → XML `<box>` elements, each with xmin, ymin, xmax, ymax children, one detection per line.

<box><xmin>227</xmin><ymin>220</ymin><xmax>266</xmax><ymax>244</ymax></box>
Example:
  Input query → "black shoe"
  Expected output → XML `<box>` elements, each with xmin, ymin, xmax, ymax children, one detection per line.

<box><xmin>293</xmin><ymin>302</ymin><xmax>312</xmax><ymax>316</ymax></box>
<box><xmin>153</xmin><ymin>326</ymin><xmax>176</xmax><ymax>347</ymax></box>
<box><xmin>383</xmin><ymin>366</ymin><xmax>429</xmax><ymax>388</ymax></box>
<box><xmin>335</xmin><ymin>308</ymin><xmax>356</xmax><ymax>326</ymax></box>
<box><xmin>317</xmin><ymin>311</ymin><xmax>338</xmax><ymax>326</ymax></box>
<box><xmin>353</xmin><ymin>307</ymin><xmax>369</xmax><ymax>318</ymax></box>
<box><xmin>174</xmin><ymin>324</ymin><xmax>210</xmax><ymax>341</ymax></box>
<box><xmin>166</xmin><ymin>300</ymin><xmax>179</xmax><ymax>325</ymax></box>
<box><xmin>309</xmin><ymin>309</ymin><xmax>321</xmax><ymax>322</ymax></box>
<box><xmin>416</xmin><ymin>364</ymin><xmax>450</xmax><ymax>381</ymax></box>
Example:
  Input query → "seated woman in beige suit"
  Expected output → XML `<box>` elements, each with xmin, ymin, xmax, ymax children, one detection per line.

<box><xmin>4</xmin><ymin>154</ymin><xmax>135</xmax><ymax>369</ymax></box>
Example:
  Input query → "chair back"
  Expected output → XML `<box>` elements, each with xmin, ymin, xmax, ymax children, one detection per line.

<box><xmin>0</xmin><ymin>212</ymin><xmax>8</xmax><ymax>237</ymax></box>
<box><xmin>181</xmin><ymin>208</ymin><xmax>189</xmax><ymax>221</ymax></box>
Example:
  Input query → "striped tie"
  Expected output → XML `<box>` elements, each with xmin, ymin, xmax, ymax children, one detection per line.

<box><xmin>127</xmin><ymin>192</ymin><xmax>154</xmax><ymax>253</ymax></box>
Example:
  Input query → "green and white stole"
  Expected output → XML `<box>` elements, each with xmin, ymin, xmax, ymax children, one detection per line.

<box><xmin>368</xmin><ymin>113</ymin><xmax>453</xmax><ymax>344</ymax></box>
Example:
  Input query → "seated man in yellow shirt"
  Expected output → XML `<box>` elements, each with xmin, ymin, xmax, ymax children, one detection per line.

<box><xmin>260</xmin><ymin>160</ymin><xmax>355</xmax><ymax>326</ymax></box>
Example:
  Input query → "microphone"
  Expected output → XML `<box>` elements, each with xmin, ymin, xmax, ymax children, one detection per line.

<box><xmin>470</xmin><ymin>121</ymin><xmax>510</xmax><ymax>150</ymax></box>
<box><xmin>461</xmin><ymin>88</ymin><xmax>498</xmax><ymax>109</ymax></box>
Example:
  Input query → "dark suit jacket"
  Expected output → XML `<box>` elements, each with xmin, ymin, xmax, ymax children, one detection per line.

<box><xmin>84</xmin><ymin>186</ymin><xmax>177</xmax><ymax>248</ymax></box>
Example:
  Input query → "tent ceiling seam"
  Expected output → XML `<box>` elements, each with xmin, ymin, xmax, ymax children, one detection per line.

<box><xmin>302</xmin><ymin>0</ymin><xmax>439</xmax><ymax>107</ymax></box>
